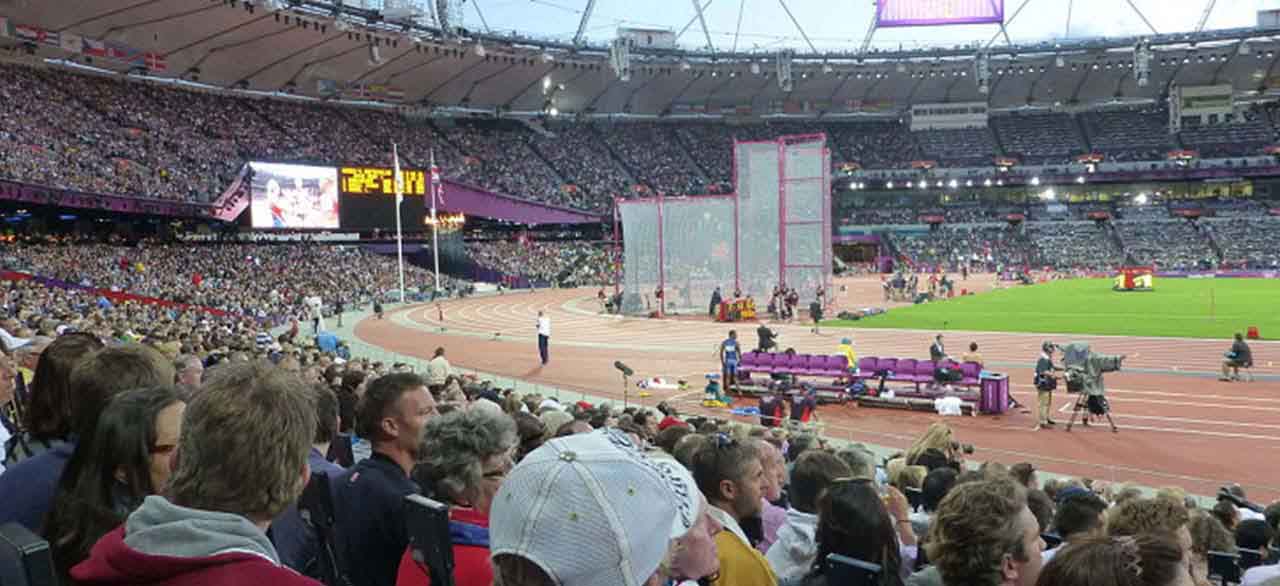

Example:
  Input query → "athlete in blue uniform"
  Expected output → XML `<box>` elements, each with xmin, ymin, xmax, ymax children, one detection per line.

<box><xmin>719</xmin><ymin>330</ymin><xmax>742</xmax><ymax>390</ymax></box>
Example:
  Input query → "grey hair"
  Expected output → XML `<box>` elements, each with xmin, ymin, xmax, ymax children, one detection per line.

<box><xmin>835</xmin><ymin>445</ymin><xmax>877</xmax><ymax>480</ymax></box>
<box><xmin>421</xmin><ymin>408</ymin><xmax>518</xmax><ymax>502</ymax></box>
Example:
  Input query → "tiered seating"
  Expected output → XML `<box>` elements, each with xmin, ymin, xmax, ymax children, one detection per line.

<box><xmin>992</xmin><ymin>112</ymin><xmax>1086</xmax><ymax>165</ymax></box>
<box><xmin>1179</xmin><ymin>119</ymin><xmax>1275</xmax><ymax>158</ymax></box>
<box><xmin>1081</xmin><ymin>108</ymin><xmax>1173</xmax><ymax>162</ymax></box>
<box><xmin>913</xmin><ymin>128</ymin><xmax>997</xmax><ymax>167</ymax></box>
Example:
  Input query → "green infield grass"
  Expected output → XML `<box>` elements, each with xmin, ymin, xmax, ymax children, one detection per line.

<box><xmin>827</xmin><ymin>278</ymin><xmax>1280</xmax><ymax>339</ymax></box>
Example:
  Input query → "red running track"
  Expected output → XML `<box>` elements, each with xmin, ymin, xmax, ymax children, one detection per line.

<box><xmin>354</xmin><ymin>277</ymin><xmax>1280</xmax><ymax>501</ymax></box>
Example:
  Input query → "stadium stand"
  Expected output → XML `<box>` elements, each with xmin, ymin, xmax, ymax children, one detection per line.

<box><xmin>991</xmin><ymin>112</ymin><xmax>1087</xmax><ymax>166</ymax></box>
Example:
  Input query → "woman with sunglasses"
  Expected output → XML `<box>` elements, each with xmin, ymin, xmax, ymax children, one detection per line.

<box><xmin>42</xmin><ymin>385</ymin><xmax>186</xmax><ymax>582</ymax></box>
<box><xmin>787</xmin><ymin>478</ymin><xmax>915</xmax><ymax>586</ymax></box>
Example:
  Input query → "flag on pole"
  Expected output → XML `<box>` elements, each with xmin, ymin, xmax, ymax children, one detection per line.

<box><xmin>393</xmin><ymin>144</ymin><xmax>404</xmax><ymax>205</ymax></box>
<box><xmin>430</xmin><ymin>158</ymin><xmax>444</xmax><ymax>208</ymax></box>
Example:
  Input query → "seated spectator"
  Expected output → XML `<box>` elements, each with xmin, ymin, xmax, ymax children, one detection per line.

<box><xmin>425</xmin><ymin>347</ymin><xmax>450</xmax><ymax>395</ymax></box>
<box><xmin>1026</xmin><ymin>490</ymin><xmax>1055</xmax><ymax>536</ymax></box>
<box><xmin>396</xmin><ymin>407</ymin><xmax>517</xmax><ymax>586</ymax></box>
<box><xmin>961</xmin><ymin>342</ymin><xmax>984</xmax><ymax>368</ymax></box>
<box><xmin>1221</xmin><ymin>332</ymin><xmax>1253</xmax><ymax>382</ymax></box>
<box><xmin>1010</xmin><ymin>463</ymin><xmax>1038</xmax><ymax>490</ymax></box>
<box><xmin>661</xmin><ymin>479</ymin><xmax>725</xmax><ymax>586</ymax></box>
<box><xmin>789</xmin><ymin>478</ymin><xmax>915</xmax><ymax>586</ymax></box>
<box><xmin>3</xmin><ymin>332</ymin><xmax>104</xmax><ymax>465</ymax></box>
<box><xmin>1036</xmin><ymin>533</ymin><xmax>1195</xmax><ymax>586</ymax></box>
<box><xmin>1187</xmin><ymin>509</ymin><xmax>1234</xmax><ymax>586</ymax></box>
<box><xmin>175</xmin><ymin>354</ymin><xmax>204</xmax><ymax>394</ymax></box>
<box><xmin>767</xmin><ymin>451</ymin><xmax>853</xmax><ymax>582</ymax></box>
<box><xmin>1236</xmin><ymin>519</ymin><xmax>1274</xmax><ymax>559</ymax></box>
<box><xmin>1044</xmin><ymin>489</ymin><xmax>1108</xmax><ymax>562</ymax></box>
<box><xmin>334</xmin><ymin>373</ymin><xmax>438</xmax><ymax>586</ymax></box>
<box><xmin>905</xmin><ymin>423</ymin><xmax>965</xmax><ymax>470</ymax></box>
<box><xmin>833</xmin><ymin>445</ymin><xmax>876</xmax><ymax>481</ymax></box>
<box><xmin>0</xmin><ymin>349</ymin><xmax>14</xmax><ymax>470</ymax></box>
<box><xmin>70</xmin><ymin>360</ymin><xmax>319</xmax><ymax>586</ymax></box>
<box><xmin>912</xmin><ymin>467</ymin><xmax>959</xmax><ymax>537</ymax></box>
<box><xmin>907</xmin><ymin>477</ymin><xmax>1043</xmax><ymax>586</ymax></box>
<box><xmin>0</xmin><ymin>342</ymin><xmax>173</xmax><ymax>531</ymax></box>
<box><xmin>1107</xmin><ymin>498</ymin><xmax>1200</xmax><ymax>585</ymax></box>
<box><xmin>757</xmin><ymin>439</ymin><xmax>789</xmax><ymax>553</ymax></box>
<box><xmin>673</xmin><ymin>433</ymin><xmax>709</xmax><ymax>470</ymax></box>
<box><xmin>511</xmin><ymin>411</ymin><xmax>547</xmax><ymax>462</ymax></box>
<box><xmin>693</xmin><ymin>434</ymin><xmax>776</xmax><ymax>586</ymax></box>
<box><xmin>42</xmin><ymin>385</ymin><xmax>184</xmax><ymax>581</ymax></box>
<box><xmin>271</xmin><ymin>385</ymin><xmax>346</xmax><ymax>576</ymax></box>
<box><xmin>488</xmin><ymin>428</ymin><xmax>697</xmax><ymax>586</ymax></box>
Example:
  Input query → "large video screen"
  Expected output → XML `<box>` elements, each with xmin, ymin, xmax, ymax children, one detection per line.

<box><xmin>338</xmin><ymin>166</ymin><xmax>427</xmax><ymax>230</ymax></box>
<box><xmin>876</xmin><ymin>0</ymin><xmax>1004</xmax><ymax>27</ymax></box>
<box><xmin>248</xmin><ymin>162</ymin><xmax>340</xmax><ymax>229</ymax></box>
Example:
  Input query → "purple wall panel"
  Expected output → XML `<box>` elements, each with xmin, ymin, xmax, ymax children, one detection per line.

<box><xmin>441</xmin><ymin>180</ymin><xmax>605</xmax><ymax>225</ymax></box>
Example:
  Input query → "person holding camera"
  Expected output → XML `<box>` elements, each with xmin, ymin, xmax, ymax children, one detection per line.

<box><xmin>1034</xmin><ymin>342</ymin><xmax>1060</xmax><ymax>430</ymax></box>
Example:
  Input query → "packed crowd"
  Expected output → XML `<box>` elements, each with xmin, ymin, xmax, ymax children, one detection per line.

<box><xmin>466</xmin><ymin>239</ymin><xmax>612</xmax><ymax>286</ymax></box>
<box><xmin>1115</xmin><ymin>220</ymin><xmax>1218</xmax><ymax>271</ymax></box>
<box><xmin>1025</xmin><ymin>222</ymin><xmax>1125</xmax><ymax>271</ymax></box>
<box><xmin>1203</xmin><ymin>218</ymin><xmax>1280</xmax><ymax>269</ymax></box>
<box><xmin>16</xmin><ymin>62</ymin><xmax>1280</xmax><ymax>219</ymax></box>
<box><xmin>2</xmin><ymin>330</ymin><xmax>1276</xmax><ymax>586</ymax></box>
<box><xmin>4</xmin><ymin>238</ymin><xmax>454</xmax><ymax>320</ymax></box>
<box><xmin>891</xmin><ymin>226</ymin><xmax>1037</xmax><ymax>272</ymax></box>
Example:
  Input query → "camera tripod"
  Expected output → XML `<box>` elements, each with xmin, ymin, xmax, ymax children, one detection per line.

<box><xmin>1064</xmin><ymin>392</ymin><xmax>1118</xmax><ymax>433</ymax></box>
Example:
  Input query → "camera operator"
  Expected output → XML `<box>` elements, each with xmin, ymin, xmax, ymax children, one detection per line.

<box><xmin>1034</xmin><ymin>342</ymin><xmax>1060</xmax><ymax>430</ymax></box>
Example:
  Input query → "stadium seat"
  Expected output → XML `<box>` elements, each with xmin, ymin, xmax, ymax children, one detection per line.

<box><xmin>1207</xmin><ymin>551</ymin><xmax>1241</xmax><ymax>586</ymax></box>
<box><xmin>914</xmin><ymin>360</ymin><xmax>937</xmax><ymax>385</ymax></box>
<box><xmin>0</xmin><ymin>523</ymin><xmax>56</xmax><ymax>586</ymax></box>
<box><xmin>875</xmin><ymin>358</ymin><xmax>898</xmax><ymax>375</ymax></box>
<box><xmin>827</xmin><ymin>355</ymin><xmax>849</xmax><ymax>375</ymax></box>
<box><xmin>960</xmin><ymin>362</ymin><xmax>982</xmax><ymax>386</ymax></box>
<box><xmin>756</xmin><ymin>353</ymin><xmax>777</xmax><ymax>373</ymax></box>
<box><xmin>893</xmin><ymin>359</ymin><xmax>918</xmax><ymax>384</ymax></box>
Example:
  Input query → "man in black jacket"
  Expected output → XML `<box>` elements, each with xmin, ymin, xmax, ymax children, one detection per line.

<box><xmin>1034</xmin><ymin>342</ymin><xmax>1060</xmax><ymax>429</ymax></box>
<box><xmin>1221</xmin><ymin>332</ymin><xmax>1253</xmax><ymax>381</ymax></box>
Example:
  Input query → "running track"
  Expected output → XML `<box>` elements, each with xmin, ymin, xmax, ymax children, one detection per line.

<box><xmin>355</xmin><ymin>277</ymin><xmax>1280</xmax><ymax>501</ymax></box>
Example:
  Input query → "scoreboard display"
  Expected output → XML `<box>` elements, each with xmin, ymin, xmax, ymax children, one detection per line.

<box><xmin>337</xmin><ymin>166</ymin><xmax>427</xmax><ymax>230</ymax></box>
<box><xmin>339</xmin><ymin>166</ymin><xmax>427</xmax><ymax>197</ymax></box>
<box><xmin>876</xmin><ymin>0</ymin><xmax>1004</xmax><ymax>27</ymax></box>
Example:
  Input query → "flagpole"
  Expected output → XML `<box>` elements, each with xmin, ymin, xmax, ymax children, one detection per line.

<box><xmin>430</xmin><ymin>149</ymin><xmax>441</xmax><ymax>294</ymax></box>
<box><xmin>393</xmin><ymin>143</ymin><xmax>406</xmax><ymax>305</ymax></box>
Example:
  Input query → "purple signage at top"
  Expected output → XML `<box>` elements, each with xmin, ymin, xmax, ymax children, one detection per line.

<box><xmin>876</xmin><ymin>0</ymin><xmax>1004</xmax><ymax>27</ymax></box>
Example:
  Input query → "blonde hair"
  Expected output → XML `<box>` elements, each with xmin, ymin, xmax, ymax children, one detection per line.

<box><xmin>907</xmin><ymin>422</ymin><xmax>954</xmax><ymax>465</ymax></box>
<box><xmin>894</xmin><ymin>465</ymin><xmax>928</xmax><ymax>491</ymax></box>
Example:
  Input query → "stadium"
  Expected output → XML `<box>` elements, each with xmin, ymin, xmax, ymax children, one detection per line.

<box><xmin>2</xmin><ymin>0</ymin><xmax>1280</xmax><ymax>585</ymax></box>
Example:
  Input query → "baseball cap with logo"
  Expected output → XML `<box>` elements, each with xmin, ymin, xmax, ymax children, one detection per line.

<box><xmin>489</xmin><ymin>428</ymin><xmax>696</xmax><ymax>586</ymax></box>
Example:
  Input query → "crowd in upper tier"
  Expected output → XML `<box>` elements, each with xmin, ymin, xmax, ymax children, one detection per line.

<box><xmin>8</xmin><ymin>62</ymin><xmax>1280</xmax><ymax>215</ymax></box>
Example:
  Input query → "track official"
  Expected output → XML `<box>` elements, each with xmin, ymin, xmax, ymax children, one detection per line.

<box><xmin>536</xmin><ymin>311</ymin><xmax>551</xmax><ymax>366</ymax></box>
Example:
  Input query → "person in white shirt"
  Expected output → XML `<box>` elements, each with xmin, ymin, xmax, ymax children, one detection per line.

<box><xmin>425</xmin><ymin>347</ymin><xmax>450</xmax><ymax>393</ymax></box>
<box><xmin>536</xmin><ymin>311</ymin><xmax>551</xmax><ymax>366</ymax></box>
<box><xmin>767</xmin><ymin>450</ymin><xmax>852</xmax><ymax>582</ymax></box>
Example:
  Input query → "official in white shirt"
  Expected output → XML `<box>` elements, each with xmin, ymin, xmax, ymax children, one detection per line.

<box><xmin>536</xmin><ymin>311</ymin><xmax>551</xmax><ymax>366</ymax></box>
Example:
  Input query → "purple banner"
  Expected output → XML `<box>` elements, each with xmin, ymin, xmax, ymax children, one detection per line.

<box><xmin>441</xmin><ymin>180</ymin><xmax>604</xmax><ymax>225</ymax></box>
<box><xmin>0</xmin><ymin>179</ymin><xmax>224</xmax><ymax>219</ymax></box>
<box><xmin>876</xmin><ymin>0</ymin><xmax>1004</xmax><ymax>27</ymax></box>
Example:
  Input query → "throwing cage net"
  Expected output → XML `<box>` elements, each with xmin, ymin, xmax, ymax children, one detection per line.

<box><xmin>616</xmin><ymin>134</ymin><xmax>831</xmax><ymax>316</ymax></box>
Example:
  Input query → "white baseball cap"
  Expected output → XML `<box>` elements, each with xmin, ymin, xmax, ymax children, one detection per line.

<box><xmin>490</xmin><ymin>428</ymin><xmax>693</xmax><ymax>586</ymax></box>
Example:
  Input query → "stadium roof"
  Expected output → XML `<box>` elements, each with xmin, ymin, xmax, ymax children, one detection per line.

<box><xmin>5</xmin><ymin>0</ymin><xmax>1280</xmax><ymax>115</ymax></box>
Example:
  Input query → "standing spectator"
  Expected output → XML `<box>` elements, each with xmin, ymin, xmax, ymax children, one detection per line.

<box><xmin>395</xmin><ymin>407</ymin><xmax>518</xmax><ymax>586</ymax></box>
<box><xmin>425</xmin><ymin>347</ymin><xmax>450</xmax><ymax>395</ymax></box>
<box><xmin>70</xmin><ymin>361</ymin><xmax>320</xmax><ymax>586</ymax></box>
<box><xmin>43</xmin><ymin>386</ymin><xmax>185</xmax><ymax>581</ymax></box>
<box><xmin>333</xmin><ymin>373</ymin><xmax>438</xmax><ymax>586</ymax></box>
<box><xmin>0</xmin><ymin>343</ymin><xmax>173</xmax><ymax>531</ymax></box>
<box><xmin>693</xmin><ymin>434</ymin><xmax>776</xmax><ymax>586</ymax></box>
<box><xmin>1034</xmin><ymin>342</ymin><xmax>1060</xmax><ymax>429</ymax></box>
<box><xmin>271</xmin><ymin>385</ymin><xmax>345</xmax><ymax>575</ymax></box>
<box><xmin>907</xmin><ymin>478</ymin><xmax>1044</xmax><ymax>586</ymax></box>
<box><xmin>489</xmin><ymin>429</ymin><xmax>696</xmax><ymax>586</ymax></box>
<box><xmin>767</xmin><ymin>451</ymin><xmax>853</xmax><ymax>582</ymax></box>
<box><xmin>535</xmin><ymin>310</ymin><xmax>551</xmax><ymax>366</ymax></box>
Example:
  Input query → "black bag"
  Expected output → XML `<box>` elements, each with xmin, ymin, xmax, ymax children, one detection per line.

<box><xmin>1086</xmin><ymin>395</ymin><xmax>1109</xmax><ymax>415</ymax></box>
<box><xmin>1034</xmin><ymin>373</ymin><xmax>1057</xmax><ymax>392</ymax></box>
<box><xmin>1064</xmin><ymin>369</ymin><xmax>1085</xmax><ymax>393</ymax></box>
<box><xmin>934</xmin><ymin>367</ymin><xmax>962</xmax><ymax>383</ymax></box>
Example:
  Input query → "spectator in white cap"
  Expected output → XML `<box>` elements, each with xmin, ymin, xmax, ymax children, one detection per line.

<box><xmin>489</xmin><ymin>428</ymin><xmax>696</xmax><ymax>586</ymax></box>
